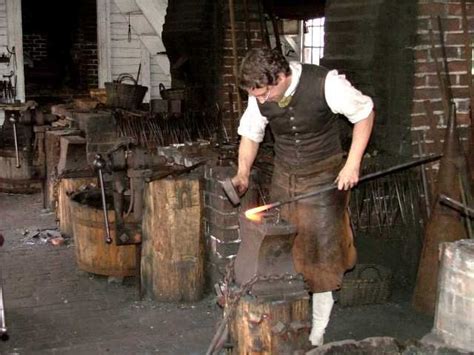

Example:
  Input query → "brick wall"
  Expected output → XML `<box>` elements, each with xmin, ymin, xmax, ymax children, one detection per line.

<box><xmin>411</xmin><ymin>0</ymin><xmax>473</xmax><ymax>178</ymax></box>
<box><xmin>162</xmin><ymin>0</ymin><xmax>220</xmax><ymax>112</ymax></box>
<box><xmin>72</xmin><ymin>0</ymin><xmax>98</xmax><ymax>90</ymax></box>
<box><xmin>323</xmin><ymin>0</ymin><xmax>418</xmax><ymax>159</ymax></box>
<box><xmin>23</xmin><ymin>33</ymin><xmax>48</xmax><ymax>64</ymax></box>
<box><xmin>219</xmin><ymin>0</ymin><xmax>266</xmax><ymax>141</ymax></box>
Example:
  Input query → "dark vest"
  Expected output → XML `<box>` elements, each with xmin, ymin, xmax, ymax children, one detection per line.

<box><xmin>258</xmin><ymin>64</ymin><xmax>342</xmax><ymax>166</ymax></box>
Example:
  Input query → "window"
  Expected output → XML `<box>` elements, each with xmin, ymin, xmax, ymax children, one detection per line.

<box><xmin>301</xmin><ymin>17</ymin><xmax>325</xmax><ymax>65</ymax></box>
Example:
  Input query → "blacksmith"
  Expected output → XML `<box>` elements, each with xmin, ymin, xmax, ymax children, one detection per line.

<box><xmin>231</xmin><ymin>48</ymin><xmax>374</xmax><ymax>346</ymax></box>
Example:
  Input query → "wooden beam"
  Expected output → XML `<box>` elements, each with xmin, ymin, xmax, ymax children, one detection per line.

<box><xmin>113</xmin><ymin>0</ymin><xmax>140</xmax><ymax>13</ymax></box>
<box><xmin>6</xmin><ymin>0</ymin><xmax>25</xmax><ymax>102</ymax></box>
<box><xmin>141</xmin><ymin>34</ymin><xmax>166</xmax><ymax>54</ymax></box>
<box><xmin>140</xmin><ymin>43</ymin><xmax>151</xmax><ymax>103</ymax></box>
<box><xmin>97</xmin><ymin>0</ymin><xmax>112</xmax><ymax>87</ymax></box>
<box><xmin>135</xmin><ymin>0</ymin><xmax>167</xmax><ymax>36</ymax></box>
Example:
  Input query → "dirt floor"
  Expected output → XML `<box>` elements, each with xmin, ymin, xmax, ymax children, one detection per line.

<box><xmin>0</xmin><ymin>192</ymin><xmax>437</xmax><ymax>354</ymax></box>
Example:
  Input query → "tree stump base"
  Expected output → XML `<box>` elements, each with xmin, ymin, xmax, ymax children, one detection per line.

<box><xmin>230</xmin><ymin>293</ymin><xmax>311</xmax><ymax>354</ymax></box>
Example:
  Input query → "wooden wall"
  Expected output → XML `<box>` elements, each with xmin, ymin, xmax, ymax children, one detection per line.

<box><xmin>97</xmin><ymin>0</ymin><xmax>171</xmax><ymax>102</ymax></box>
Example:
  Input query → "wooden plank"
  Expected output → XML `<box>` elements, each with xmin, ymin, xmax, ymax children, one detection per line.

<box><xmin>97</xmin><ymin>0</ymin><xmax>112</xmax><ymax>87</ymax></box>
<box><xmin>130</xmin><ymin>14</ymin><xmax>155</xmax><ymax>35</ymax></box>
<box><xmin>112</xmin><ymin>0</ymin><xmax>140</xmax><ymax>13</ymax></box>
<box><xmin>110</xmin><ymin>47</ymin><xmax>141</xmax><ymax>58</ymax></box>
<box><xmin>136</xmin><ymin>0</ymin><xmax>167</xmax><ymax>36</ymax></box>
<box><xmin>140</xmin><ymin>34</ymin><xmax>165</xmax><ymax>54</ymax></box>
<box><xmin>5</xmin><ymin>0</ymin><xmax>25</xmax><ymax>101</ymax></box>
<box><xmin>140</xmin><ymin>43</ymin><xmax>151</xmax><ymax>102</ymax></box>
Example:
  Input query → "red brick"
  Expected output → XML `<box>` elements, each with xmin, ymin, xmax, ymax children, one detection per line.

<box><xmin>415</xmin><ymin>49</ymin><xmax>430</xmax><ymax>61</ymax></box>
<box><xmin>418</xmin><ymin>3</ymin><xmax>446</xmax><ymax>17</ymax></box>
<box><xmin>415</xmin><ymin>62</ymin><xmax>437</xmax><ymax>73</ymax></box>
<box><xmin>456</xmin><ymin>112</ymin><xmax>471</xmax><ymax>125</ymax></box>
<box><xmin>412</xmin><ymin>114</ymin><xmax>429</xmax><ymax>127</ymax></box>
<box><xmin>446</xmin><ymin>33</ymin><xmax>468</xmax><ymax>46</ymax></box>
<box><xmin>413</xmin><ymin>87</ymin><xmax>443</xmax><ymax>101</ymax></box>
<box><xmin>414</xmin><ymin>75</ymin><xmax>428</xmax><ymax>87</ymax></box>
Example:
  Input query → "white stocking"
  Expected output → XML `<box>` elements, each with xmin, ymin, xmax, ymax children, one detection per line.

<box><xmin>309</xmin><ymin>291</ymin><xmax>334</xmax><ymax>346</ymax></box>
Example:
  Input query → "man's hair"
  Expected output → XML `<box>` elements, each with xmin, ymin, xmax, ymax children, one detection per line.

<box><xmin>239</xmin><ymin>48</ymin><xmax>291</xmax><ymax>90</ymax></box>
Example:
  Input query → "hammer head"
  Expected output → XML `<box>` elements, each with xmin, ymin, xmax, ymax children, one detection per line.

<box><xmin>221</xmin><ymin>177</ymin><xmax>240</xmax><ymax>206</ymax></box>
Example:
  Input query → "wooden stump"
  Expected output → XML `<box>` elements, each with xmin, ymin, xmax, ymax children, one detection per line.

<box><xmin>141</xmin><ymin>175</ymin><xmax>204</xmax><ymax>302</ymax></box>
<box><xmin>70</xmin><ymin>191</ymin><xmax>137</xmax><ymax>277</ymax></box>
<box><xmin>230</xmin><ymin>294</ymin><xmax>311</xmax><ymax>354</ymax></box>
<box><xmin>57</xmin><ymin>177</ymin><xmax>95</xmax><ymax>237</ymax></box>
<box><xmin>0</xmin><ymin>149</ymin><xmax>42</xmax><ymax>193</ymax></box>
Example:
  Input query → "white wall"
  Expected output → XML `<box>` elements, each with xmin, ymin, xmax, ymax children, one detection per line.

<box><xmin>98</xmin><ymin>0</ymin><xmax>171</xmax><ymax>101</ymax></box>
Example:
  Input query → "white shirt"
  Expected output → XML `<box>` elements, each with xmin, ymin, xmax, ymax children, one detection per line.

<box><xmin>237</xmin><ymin>62</ymin><xmax>374</xmax><ymax>143</ymax></box>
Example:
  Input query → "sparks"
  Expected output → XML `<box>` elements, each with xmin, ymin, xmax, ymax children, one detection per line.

<box><xmin>244</xmin><ymin>204</ymin><xmax>273</xmax><ymax>222</ymax></box>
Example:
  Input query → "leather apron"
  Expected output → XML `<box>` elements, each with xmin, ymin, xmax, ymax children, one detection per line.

<box><xmin>270</xmin><ymin>154</ymin><xmax>357</xmax><ymax>293</ymax></box>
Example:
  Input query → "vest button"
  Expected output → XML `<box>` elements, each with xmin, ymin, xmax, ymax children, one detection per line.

<box><xmin>295</xmin><ymin>132</ymin><xmax>299</xmax><ymax>136</ymax></box>
<box><xmin>290</xmin><ymin>116</ymin><xmax>295</xmax><ymax>121</ymax></box>
<box><xmin>295</xmin><ymin>139</ymin><xmax>301</xmax><ymax>144</ymax></box>
<box><xmin>289</xmin><ymin>107</ymin><xmax>293</xmax><ymax>111</ymax></box>
<box><xmin>291</xmin><ymin>126</ymin><xmax>296</xmax><ymax>130</ymax></box>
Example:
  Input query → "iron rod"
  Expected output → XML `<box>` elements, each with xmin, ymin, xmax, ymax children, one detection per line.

<box><xmin>261</xmin><ymin>154</ymin><xmax>442</xmax><ymax>212</ymax></box>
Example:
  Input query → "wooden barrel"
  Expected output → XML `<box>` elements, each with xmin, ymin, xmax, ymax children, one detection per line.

<box><xmin>0</xmin><ymin>148</ymin><xmax>42</xmax><ymax>193</ymax></box>
<box><xmin>141</xmin><ymin>175</ymin><xmax>204</xmax><ymax>302</ymax></box>
<box><xmin>57</xmin><ymin>177</ymin><xmax>96</xmax><ymax>237</ymax></box>
<box><xmin>230</xmin><ymin>295</ymin><xmax>310</xmax><ymax>354</ymax></box>
<box><xmin>432</xmin><ymin>239</ymin><xmax>474</xmax><ymax>352</ymax></box>
<box><xmin>70</xmin><ymin>190</ymin><xmax>137</xmax><ymax>277</ymax></box>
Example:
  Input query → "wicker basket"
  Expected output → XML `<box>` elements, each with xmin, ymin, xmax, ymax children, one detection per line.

<box><xmin>159</xmin><ymin>83</ymin><xmax>185</xmax><ymax>100</ymax></box>
<box><xmin>339</xmin><ymin>264</ymin><xmax>392</xmax><ymax>307</ymax></box>
<box><xmin>105</xmin><ymin>73</ymin><xmax>148</xmax><ymax>110</ymax></box>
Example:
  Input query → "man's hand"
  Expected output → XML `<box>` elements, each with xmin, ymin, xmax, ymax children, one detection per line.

<box><xmin>335</xmin><ymin>163</ymin><xmax>360</xmax><ymax>190</ymax></box>
<box><xmin>231</xmin><ymin>174</ymin><xmax>249</xmax><ymax>195</ymax></box>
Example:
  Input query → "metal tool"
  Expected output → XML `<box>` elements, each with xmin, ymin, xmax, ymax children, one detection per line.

<box><xmin>8</xmin><ymin>113</ymin><xmax>20</xmax><ymax>168</ymax></box>
<box><xmin>93</xmin><ymin>154</ymin><xmax>113</xmax><ymax>244</ymax></box>
<box><xmin>221</xmin><ymin>177</ymin><xmax>240</xmax><ymax>206</ymax></box>
<box><xmin>0</xmin><ymin>233</ymin><xmax>8</xmax><ymax>341</ymax></box>
<box><xmin>244</xmin><ymin>154</ymin><xmax>442</xmax><ymax>216</ymax></box>
<box><xmin>439</xmin><ymin>194</ymin><xmax>474</xmax><ymax>218</ymax></box>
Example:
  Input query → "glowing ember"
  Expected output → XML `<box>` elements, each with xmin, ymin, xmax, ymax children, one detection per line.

<box><xmin>244</xmin><ymin>204</ymin><xmax>273</xmax><ymax>222</ymax></box>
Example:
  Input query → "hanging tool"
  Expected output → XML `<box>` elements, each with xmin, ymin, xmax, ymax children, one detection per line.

<box><xmin>223</xmin><ymin>154</ymin><xmax>442</xmax><ymax>214</ymax></box>
<box><xmin>127</xmin><ymin>13</ymin><xmax>132</xmax><ymax>42</ymax></box>
<box><xmin>93</xmin><ymin>154</ymin><xmax>113</xmax><ymax>244</ymax></box>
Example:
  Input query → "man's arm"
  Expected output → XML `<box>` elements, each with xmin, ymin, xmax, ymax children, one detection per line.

<box><xmin>231</xmin><ymin>137</ymin><xmax>260</xmax><ymax>194</ymax></box>
<box><xmin>335</xmin><ymin>110</ymin><xmax>375</xmax><ymax>190</ymax></box>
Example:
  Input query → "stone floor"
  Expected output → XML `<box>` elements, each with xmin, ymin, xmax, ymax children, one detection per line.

<box><xmin>0</xmin><ymin>192</ymin><xmax>437</xmax><ymax>354</ymax></box>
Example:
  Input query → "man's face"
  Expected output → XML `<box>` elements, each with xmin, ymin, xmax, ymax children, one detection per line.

<box><xmin>247</xmin><ymin>73</ymin><xmax>287</xmax><ymax>104</ymax></box>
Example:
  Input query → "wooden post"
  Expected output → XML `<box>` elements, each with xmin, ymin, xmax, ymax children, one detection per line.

<box><xmin>141</xmin><ymin>175</ymin><xmax>204</xmax><ymax>301</ymax></box>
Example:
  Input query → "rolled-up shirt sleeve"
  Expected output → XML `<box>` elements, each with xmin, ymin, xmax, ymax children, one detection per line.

<box><xmin>324</xmin><ymin>70</ymin><xmax>374</xmax><ymax>124</ymax></box>
<box><xmin>237</xmin><ymin>97</ymin><xmax>268</xmax><ymax>143</ymax></box>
